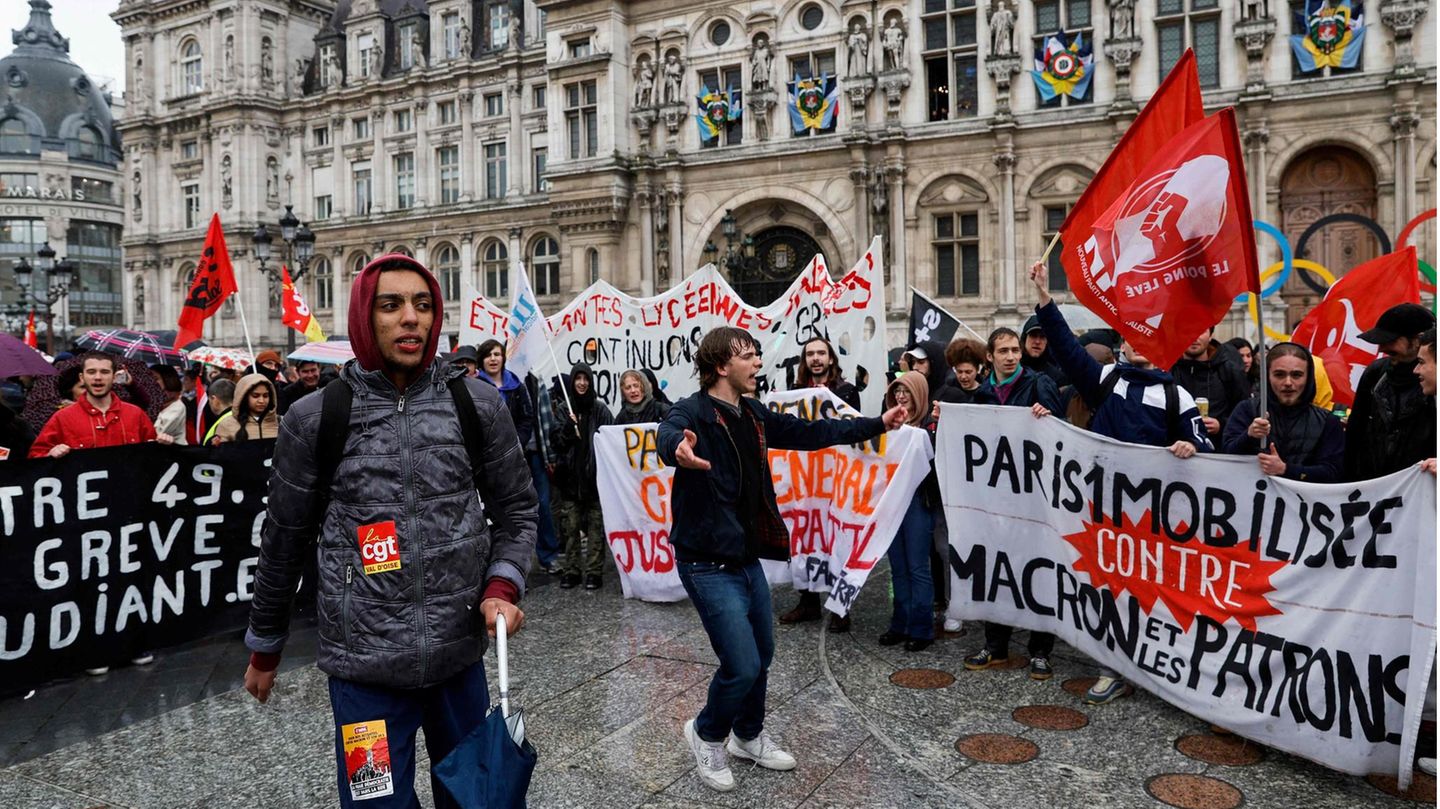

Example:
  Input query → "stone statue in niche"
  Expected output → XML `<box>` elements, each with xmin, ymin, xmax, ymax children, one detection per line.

<box><xmin>846</xmin><ymin>22</ymin><xmax>869</xmax><ymax>76</ymax></box>
<box><xmin>870</xmin><ymin>168</ymin><xmax>888</xmax><ymax>217</ymax></box>
<box><xmin>324</xmin><ymin>49</ymin><xmax>341</xmax><ymax>86</ymax></box>
<box><xmin>132</xmin><ymin>55</ymin><xmax>145</xmax><ymax>102</ymax></box>
<box><xmin>750</xmin><ymin>35</ymin><xmax>773</xmax><ymax>90</ymax></box>
<box><xmin>661</xmin><ymin>53</ymin><xmax>684</xmax><ymax>104</ymax></box>
<box><xmin>224</xmin><ymin>36</ymin><xmax>235</xmax><ymax>79</ymax></box>
<box><xmin>989</xmin><ymin>1</ymin><xmax>1016</xmax><ymax>56</ymax></box>
<box><xmin>266</xmin><ymin>157</ymin><xmax>279</xmax><ymax>202</ymax></box>
<box><xmin>369</xmin><ymin>40</ymin><xmax>384</xmax><ymax>77</ymax></box>
<box><xmin>294</xmin><ymin>58</ymin><xmax>308</xmax><ymax>85</ymax></box>
<box><xmin>134</xmin><ymin>277</ymin><xmax>145</xmax><ymax>321</ymax></box>
<box><xmin>881</xmin><ymin>18</ymin><xmax>906</xmax><ymax>72</ymax></box>
<box><xmin>221</xmin><ymin>155</ymin><xmax>233</xmax><ymax>209</ymax></box>
<box><xmin>459</xmin><ymin>21</ymin><xmax>472</xmax><ymax>57</ymax></box>
<box><xmin>634</xmin><ymin>56</ymin><xmax>655</xmax><ymax>107</ymax></box>
<box><xmin>261</xmin><ymin>39</ymin><xmax>275</xmax><ymax>84</ymax></box>
<box><xmin>131</xmin><ymin>170</ymin><xmax>141</xmax><ymax>221</ymax></box>
<box><xmin>1110</xmin><ymin>0</ymin><xmax>1136</xmax><ymax>39</ymax></box>
<box><xmin>654</xmin><ymin>194</ymin><xmax>668</xmax><ymax>233</ymax></box>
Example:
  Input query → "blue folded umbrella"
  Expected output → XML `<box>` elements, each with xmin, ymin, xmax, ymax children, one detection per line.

<box><xmin>434</xmin><ymin>614</ymin><xmax>538</xmax><ymax>808</ymax></box>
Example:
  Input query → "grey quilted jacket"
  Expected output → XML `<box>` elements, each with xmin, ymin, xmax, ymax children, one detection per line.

<box><xmin>245</xmin><ymin>360</ymin><xmax>538</xmax><ymax>688</ymax></box>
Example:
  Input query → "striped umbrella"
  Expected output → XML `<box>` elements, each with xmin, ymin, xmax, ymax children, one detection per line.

<box><xmin>288</xmin><ymin>340</ymin><xmax>354</xmax><ymax>366</ymax></box>
<box><xmin>187</xmin><ymin>346</ymin><xmax>255</xmax><ymax>372</ymax></box>
<box><xmin>75</xmin><ymin>328</ymin><xmax>188</xmax><ymax>368</ymax></box>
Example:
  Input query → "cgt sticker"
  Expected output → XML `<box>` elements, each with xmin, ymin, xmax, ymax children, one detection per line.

<box><xmin>358</xmin><ymin>520</ymin><xmax>402</xmax><ymax>575</ymax></box>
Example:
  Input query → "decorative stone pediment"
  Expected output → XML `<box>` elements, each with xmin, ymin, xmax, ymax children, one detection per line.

<box><xmin>1028</xmin><ymin>165</ymin><xmax>1094</xmax><ymax>199</ymax></box>
<box><xmin>917</xmin><ymin>175</ymin><xmax>989</xmax><ymax>206</ymax></box>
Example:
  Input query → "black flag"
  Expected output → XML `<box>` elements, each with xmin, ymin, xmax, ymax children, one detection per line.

<box><xmin>908</xmin><ymin>288</ymin><xmax>961</xmax><ymax>346</ymax></box>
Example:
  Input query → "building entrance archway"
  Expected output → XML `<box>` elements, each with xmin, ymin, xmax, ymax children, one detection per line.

<box><xmin>1279</xmin><ymin>146</ymin><xmax>1379</xmax><ymax>326</ymax></box>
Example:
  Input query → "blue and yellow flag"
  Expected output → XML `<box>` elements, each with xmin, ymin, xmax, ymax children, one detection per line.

<box><xmin>695</xmin><ymin>84</ymin><xmax>741</xmax><ymax>142</ymax></box>
<box><xmin>1031</xmin><ymin>31</ymin><xmax>1094</xmax><ymax>103</ymax></box>
<box><xmin>1291</xmin><ymin>0</ymin><xmax>1366</xmax><ymax>71</ymax></box>
<box><xmin>788</xmin><ymin>74</ymin><xmax>838</xmax><ymax>134</ymax></box>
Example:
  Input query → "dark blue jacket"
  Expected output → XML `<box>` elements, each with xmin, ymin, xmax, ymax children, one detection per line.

<box><xmin>1035</xmin><ymin>301</ymin><xmax>1212</xmax><ymax>450</ymax></box>
<box><xmin>657</xmin><ymin>391</ymin><xmax>885</xmax><ymax>564</ymax></box>
<box><xmin>1223</xmin><ymin>398</ymin><xmax>1344</xmax><ymax>483</ymax></box>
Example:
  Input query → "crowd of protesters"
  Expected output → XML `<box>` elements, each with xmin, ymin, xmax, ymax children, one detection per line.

<box><xmin>2</xmin><ymin>250</ymin><xmax>1434</xmax><ymax>799</ymax></box>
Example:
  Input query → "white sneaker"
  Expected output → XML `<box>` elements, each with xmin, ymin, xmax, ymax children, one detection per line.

<box><xmin>130</xmin><ymin>653</ymin><xmax>155</xmax><ymax>666</ymax></box>
<box><xmin>84</xmin><ymin>667</ymin><xmax>110</xmax><ymax>676</ymax></box>
<box><xmin>1419</xmin><ymin>757</ymin><xmax>1436</xmax><ymax>776</ymax></box>
<box><xmin>727</xmin><ymin>729</ymin><xmax>797</xmax><ymax>771</ymax></box>
<box><xmin>684</xmin><ymin>719</ymin><xmax>735</xmax><ymax>792</ymax></box>
<box><xmin>943</xmin><ymin>618</ymin><xmax>963</xmax><ymax>633</ymax></box>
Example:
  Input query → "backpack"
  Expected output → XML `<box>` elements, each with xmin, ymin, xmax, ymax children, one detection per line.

<box><xmin>1092</xmin><ymin>367</ymin><xmax>1183</xmax><ymax>444</ymax></box>
<box><xmin>313</xmin><ymin>377</ymin><xmax>485</xmax><ymax>498</ymax></box>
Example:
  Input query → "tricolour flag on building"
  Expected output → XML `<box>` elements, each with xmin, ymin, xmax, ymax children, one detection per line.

<box><xmin>1291</xmin><ymin>246</ymin><xmax>1421</xmax><ymax>406</ymax></box>
<box><xmin>175</xmin><ymin>214</ymin><xmax>238</xmax><ymax>349</ymax></box>
<box><xmin>281</xmin><ymin>264</ymin><xmax>327</xmax><ymax>343</ymax></box>
<box><xmin>504</xmin><ymin>260</ymin><xmax>551</xmax><ymax>378</ymax></box>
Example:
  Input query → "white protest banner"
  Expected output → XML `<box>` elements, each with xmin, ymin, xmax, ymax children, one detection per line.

<box><xmin>460</xmin><ymin>238</ymin><xmax>888</xmax><ymax>413</ymax></box>
<box><xmin>936</xmin><ymin>404</ymin><xmax>1437</xmax><ymax>787</ymax></box>
<box><xmin>459</xmin><ymin>276</ymin><xmax>509</xmax><ymax>347</ymax></box>
<box><xmin>594</xmin><ymin>387</ymin><xmax>932</xmax><ymax>613</ymax></box>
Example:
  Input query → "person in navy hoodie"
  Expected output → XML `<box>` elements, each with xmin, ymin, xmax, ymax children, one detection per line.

<box><xmin>1027</xmin><ymin>261</ymin><xmax>1211</xmax><ymax>706</ymax></box>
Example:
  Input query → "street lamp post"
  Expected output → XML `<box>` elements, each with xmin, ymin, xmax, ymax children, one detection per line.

<box><xmin>251</xmin><ymin>204</ymin><xmax>318</xmax><ymax>354</ymax></box>
<box><xmin>12</xmin><ymin>242</ymin><xmax>74</xmax><ymax>355</ymax></box>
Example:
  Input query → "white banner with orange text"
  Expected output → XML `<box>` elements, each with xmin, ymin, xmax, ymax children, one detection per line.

<box><xmin>936</xmin><ymin>404</ymin><xmax>1437</xmax><ymax>788</ymax></box>
<box><xmin>594</xmin><ymin>387</ymin><xmax>933</xmax><ymax>613</ymax></box>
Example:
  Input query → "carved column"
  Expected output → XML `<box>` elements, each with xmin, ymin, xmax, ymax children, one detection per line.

<box><xmin>1243</xmin><ymin>126</ymin><xmax>1271</xmax><ymax>263</ymax></box>
<box><xmin>994</xmin><ymin>149</ymin><xmax>1018</xmax><ymax>310</ymax></box>
<box><xmin>849</xmin><ymin>165</ymin><xmax>871</xmax><ymax>250</ymax></box>
<box><xmin>370</xmin><ymin>108</ymin><xmax>387</xmax><ymax>213</ymax></box>
<box><xmin>1391</xmin><ymin>109</ymin><xmax>1421</xmax><ymax>226</ymax></box>
<box><xmin>667</xmin><ymin>184</ymin><xmax>683</xmax><ymax>279</ymax></box>
<box><xmin>508</xmin><ymin>226</ymin><xmax>524</xmax><ymax>300</ymax></box>
<box><xmin>638</xmin><ymin>183</ymin><xmax>656</xmax><ymax>296</ymax></box>
<box><xmin>330</xmin><ymin>115</ymin><xmax>346</xmax><ymax>214</ymax></box>
<box><xmin>507</xmin><ymin>81</ymin><xmax>524</xmax><ymax>196</ymax></box>
<box><xmin>886</xmin><ymin>162</ymin><xmax>907</xmax><ymax>306</ymax></box>
<box><xmin>459</xmin><ymin>91</ymin><xmax>475</xmax><ymax>202</ymax></box>
<box><xmin>414</xmin><ymin>101</ymin><xmax>431</xmax><ymax>207</ymax></box>
<box><xmin>459</xmin><ymin>232</ymin><xmax>474</xmax><ymax>300</ymax></box>
<box><xmin>1380</xmin><ymin>0</ymin><xmax>1428</xmax><ymax>76</ymax></box>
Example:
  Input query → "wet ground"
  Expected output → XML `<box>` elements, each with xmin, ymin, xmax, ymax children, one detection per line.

<box><xmin>1</xmin><ymin>563</ymin><xmax>1432</xmax><ymax>808</ymax></box>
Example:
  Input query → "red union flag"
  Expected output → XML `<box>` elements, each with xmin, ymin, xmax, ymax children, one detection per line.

<box><xmin>175</xmin><ymin>214</ymin><xmax>238</xmax><ymax>348</ymax></box>
<box><xmin>1291</xmin><ymin>247</ymin><xmax>1421</xmax><ymax>406</ymax></box>
<box><xmin>281</xmin><ymin>264</ymin><xmax>327</xmax><ymax>343</ymax></box>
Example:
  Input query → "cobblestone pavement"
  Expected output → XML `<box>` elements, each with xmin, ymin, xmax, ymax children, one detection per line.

<box><xmin>1</xmin><ymin>565</ymin><xmax>1432</xmax><ymax>808</ymax></box>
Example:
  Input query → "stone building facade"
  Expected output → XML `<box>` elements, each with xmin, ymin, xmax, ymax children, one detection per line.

<box><xmin>113</xmin><ymin>0</ymin><xmax>1434</xmax><ymax>349</ymax></box>
<box><xmin>0</xmin><ymin>1</ymin><xmax>126</xmax><ymax>342</ymax></box>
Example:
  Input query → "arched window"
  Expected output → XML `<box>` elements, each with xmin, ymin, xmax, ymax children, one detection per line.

<box><xmin>586</xmin><ymin>248</ymin><xmax>600</xmax><ymax>285</ymax></box>
<box><xmin>312</xmin><ymin>258</ymin><xmax>333</xmax><ymax>310</ymax></box>
<box><xmin>483</xmin><ymin>240</ymin><xmax>508</xmax><ymax>298</ymax></box>
<box><xmin>350</xmin><ymin>253</ymin><xmax>370</xmax><ymax>285</ymax></box>
<box><xmin>181</xmin><ymin>40</ymin><xmax>204</xmax><ymax>94</ymax></box>
<box><xmin>434</xmin><ymin>244</ymin><xmax>461</xmax><ymax>301</ymax></box>
<box><xmin>390</xmin><ymin>245</ymin><xmax>413</xmax><ymax>257</ymax></box>
<box><xmin>0</xmin><ymin>119</ymin><xmax>31</xmax><ymax>154</ymax></box>
<box><xmin>73</xmin><ymin>126</ymin><xmax>104</xmax><ymax>161</ymax></box>
<box><xmin>532</xmin><ymin>236</ymin><xmax>559</xmax><ymax>295</ymax></box>
<box><xmin>177</xmin><ymin>262</ymin><xmax>197</xmax><ymax>293</ymax></box>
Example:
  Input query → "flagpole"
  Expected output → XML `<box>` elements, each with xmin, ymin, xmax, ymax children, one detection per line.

<box><xmin>233</xmin><ymin>290</ymin><xmax>259</xmax><ymax>374</ymax></box>
<box><xmin>1255</xmin><ymin>291</ymin><xmax>1269</xmax><ymax>450</ymax></box>
<box><xmin>1039</xmin><ymin>231</ymin><xmax>1063</xmax><ymax>265</ymax></box>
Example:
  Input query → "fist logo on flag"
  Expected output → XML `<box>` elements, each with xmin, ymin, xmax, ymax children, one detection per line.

<box><xmin>1094</xmin><ymin>155</ymin><xmax>1231</xmax><ymax>297</ymax></box>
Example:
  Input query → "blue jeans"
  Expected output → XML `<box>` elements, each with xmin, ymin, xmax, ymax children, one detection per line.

<box><xmin>328</xmin><ymin>662</ymin><xmax>490</xmax><ymax>809</ymax></box>
<box><xmin>528</xmin><ymin>450</ymin><xmax>559</xmax><ymax>566</ymax></box>
<box><xmin>678</xmin><ymin>560</ymin><xmax>774</xmax><ymax>743</ymax></box>
<box><xmin>887</xmin><ymin>495</ymin><xmax>935</xmax><ymax>640</ymax></box>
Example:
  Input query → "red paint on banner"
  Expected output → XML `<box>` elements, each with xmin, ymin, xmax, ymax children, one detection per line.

<box><xmin>1060</xmin><ymin>510</ymin><xmax>1285</xmax><ymax>631</ymax></box>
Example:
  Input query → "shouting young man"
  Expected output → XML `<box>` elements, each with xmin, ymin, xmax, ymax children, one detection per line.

<box><xmin>658</xmin><ymin>326</ymin><xmax>904</xmax><ymax>793</ymax></box>
<box><xmin>243</xmin><ymin>254</ymin><xmax>537</xmax><ymax>809</ymax></box>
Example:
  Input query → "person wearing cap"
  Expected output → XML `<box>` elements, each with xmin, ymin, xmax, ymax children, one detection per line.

<box><xmin>444</xmin><ymin>344</ymin><xmax>479</xmax><ymax>378</ymax></box>
<box><xmin>254</xmin><ymin>349</ymin><xmax>284</xmax><ymax>386</ymax></box>
<box><xmin>1344</xmin><ymin>302</ymin><xmax>1436</xmax><ymax>481</ymax></box>
<box><xmin>900</xmin><ymin>340</ymin><xmax>951</xmax><ymax>399</ymax></box>
<box><xmin>1019</xmin><ymin>313</ymin><xmax>1069</xmax><ymax>387</ymax></box>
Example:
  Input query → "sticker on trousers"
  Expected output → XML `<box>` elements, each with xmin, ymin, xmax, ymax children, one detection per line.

<box><xmin>342</xmin><ymin>719</ymin><xmax>394</xmax><ymax>800</ymax></box>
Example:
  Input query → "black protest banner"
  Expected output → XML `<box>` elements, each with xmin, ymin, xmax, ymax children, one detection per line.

<box><xmin>0</xmin><ymin>441</ymin><xmax>274</xmax><ymax>692</ymax></box>
<box><xmin>908</xmin><ymin>288</ymin><xmax>960</xmax><ymax>347</ymax></box>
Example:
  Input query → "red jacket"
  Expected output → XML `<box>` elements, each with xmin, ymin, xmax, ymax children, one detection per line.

<box><xmin>29</xmin><ymin>397</ymin><xmax>157</xmax><ymax>458</ymax></box>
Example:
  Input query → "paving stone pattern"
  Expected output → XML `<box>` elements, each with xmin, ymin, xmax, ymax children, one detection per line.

<box><xmin>0</xmin><ymin>564</ymin><xmax>1427</xmax><ymax>808</ymax></box>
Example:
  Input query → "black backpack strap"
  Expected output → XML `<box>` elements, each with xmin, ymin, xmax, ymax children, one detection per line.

<box><xmin>314</xmin><ymin>381</ymin><xmax>354</xmax><ymax>500</ymax></box>
<box><xmin>1164</xmin><ymin>381</ymin><xmax>1181</xmax><ymax>442</ymax></box>
<box><xmin>1090</xmin><ymin>365</ymin><xmax>1125</xmax><ymax>409</ymax></box>
<box><xmin>447</xmin><ymin>376</ymin><xmax>485</xmax><ymax>487</ymax></box>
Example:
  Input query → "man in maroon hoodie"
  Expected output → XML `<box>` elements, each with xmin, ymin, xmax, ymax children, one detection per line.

<box><xmin>243</xmin><ymin>254</ymin><xmax>537</xmax><ymax>808</ymax></box>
